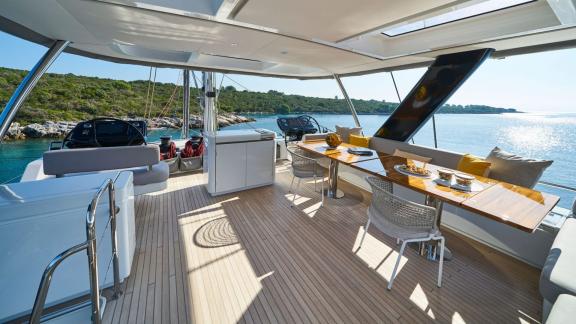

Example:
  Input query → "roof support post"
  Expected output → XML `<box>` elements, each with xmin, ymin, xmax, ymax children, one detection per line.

<box><xmin>0</xmin><ymin>40</ymin><xmax>69</xmax><ymax>142</ymax></box>
<box><xmin>182</xmin><ymin>69</ymin><xmax>190</xmax><ymax>139</ymax></box>
<box><xmin>431</xmin><ymin>114</ymin><xmax>438</xmax><ymax>148</ymax></box>
<box><xmin>202</xmin><ymin>72</ymin><xmax>217</xmax><ymax>133</ymax></box>
<box><xmin>333</xmin><ymin>74</ymin><xmax>361</xmax><ymax>128</ymax></box>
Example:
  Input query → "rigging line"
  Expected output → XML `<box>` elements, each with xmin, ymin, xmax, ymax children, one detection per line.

<box><xmin>144</xmin><ymin>67</ymin><xmax>153</xmax><ymax>117</ymax></box>
<box><xmin>98</xmin><ymin>255</ymin><xmax>115</xmax><ymax>297</ymax></box>
<box><xmin>1</xmin><ymin>174</ymin><xmax>22</xmax><ymax>184</ymax></box>
<box><xmin>215</xmin><ymin>73</ymin><xmax>226</xmax><ymax>108</ymax></box>
<box><xmin>156</xmin><ymin>72</ymin><xmax>182</xmax><ymax>119</ymax></box>
<box><xmin>96</xmin><ymin>217</ymin><xmax>112</xmax><ymax>252</ymax></box>
<box><xmin>390</xmin><ymin>71</ymin><xmax>415</xmax><ymax>144</ymax></box>
<box><xmin>191</xmin><ymin>71</ymin><xmax>203</xmax><ymax>111</ymax></box>
<box><xmin>147</xmin><ymin>67</ymin><xmax>158</xmax><ymax>119</ymax></box>
<box><xmin>224</xmin><ymin>74</ymin><xmax>250</xmax><ymax>91</ymax></box>
<box><xmin>390</xmin><ymin>71</ymin><xmax>402</xmax><ymax>103</ymax></box>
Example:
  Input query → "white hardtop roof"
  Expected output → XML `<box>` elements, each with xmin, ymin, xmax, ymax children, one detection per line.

<box><xmin>1</xmin><ymin>0</ymin><xmax>575</xmax><ymax>79</ymax></box>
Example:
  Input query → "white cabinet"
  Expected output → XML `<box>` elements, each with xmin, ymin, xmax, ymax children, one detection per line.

<box><xmin>0</xmin><ymin>172</ymin><xmax>136</xmax><ymax>321</ymax></box>
<box><xmin>215</xmin><ymin>143</ymin><xmax>248</xmax><ymax>193</ymax></box>
<box><xmin>246</xmin><ymin>140</ymin><xmax>275</xmax><ymax>187</ymax></box>
<box><xmin>205</xmin><ymin>130</ymin><xmax>276</xmax><ymax>196</ymax></box>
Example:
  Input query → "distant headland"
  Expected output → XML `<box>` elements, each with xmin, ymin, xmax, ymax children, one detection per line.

<box><xmin>0</xmin><ymin>66</ymin><xmax>519</xmax><ymax>134</ymax></box>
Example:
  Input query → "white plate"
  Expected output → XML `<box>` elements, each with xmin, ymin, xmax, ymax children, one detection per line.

<box><xmin>450</xmin><ymin>182</ymin><xmax>484</xmax><ymax>192</ymax></box>
<box><xmin>433</xmin><ymin>178</ymin><xmax>452</xmax><ymax>187</ymax></box>
<box><xmin>394</xmin><ymin>164</ymin><xmax>432</xmax><ymax>178</ymax></box>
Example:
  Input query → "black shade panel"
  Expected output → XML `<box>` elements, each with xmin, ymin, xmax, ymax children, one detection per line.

<box><xmin>374</xmin><ymin>48</ymin><xmax>494</xmax><ymax>141</ymax></box>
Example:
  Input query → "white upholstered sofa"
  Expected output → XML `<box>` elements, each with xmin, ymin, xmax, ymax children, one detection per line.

<box><xmin>22</xmin><ymin>145</ymin><xmax>169</xmax><ymax>195</ymax></box>
<box><xmin>302</xmin><ymin>133</ymin><xmax>567</xmax><ymax>268</ymax></box>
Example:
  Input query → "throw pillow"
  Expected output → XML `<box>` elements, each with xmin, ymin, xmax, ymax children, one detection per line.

<box><xmin>335</xmin><ymin>125</ymin><xmax>362</xmax><ymax>143</ymax></box>
<box><xmin>457</xmin><ymin>154</ymin><xmax>491</xmax><ymax>177</ymax></box>
<box><xmin>485</xmin><ymin>146</ymin><xmax>553</xmax><ymax>188</ymax></box>
<box><xmin>349</xmin><ymin>134</ymin><xmax>371</xmax><ymax>148</ymax></box>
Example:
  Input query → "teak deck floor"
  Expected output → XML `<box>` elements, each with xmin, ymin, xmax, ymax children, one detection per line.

<box><xmin>103</xmin><ymin>162</ymin><xmax>542</xmax><ymax>324</ymax></box>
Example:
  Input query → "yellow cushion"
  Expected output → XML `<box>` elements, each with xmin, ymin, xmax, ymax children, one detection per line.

<box><xmin>392</xmin><ymin>149</ymin><xmax>432</xmax><ymax>163</ymax></box>
<box><xmin>457</xmin><ymin>154</ymin><xmax>492</xmax><ymax>177</ymax></box>
<box><xmin>349</xmin><ymin>134</ymin><xmax>371</xmax><ymax>148</ymax></box>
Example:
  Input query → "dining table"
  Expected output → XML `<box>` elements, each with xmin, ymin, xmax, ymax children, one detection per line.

<box><xmin>297</xmin><ymin>140</ymin><xmax>561</xmax><ymax>260</ymax></box>
<box><xmin>297</xmin><ymin>141</ymin><xmax>381</xmax><ymax>198</ymax></box>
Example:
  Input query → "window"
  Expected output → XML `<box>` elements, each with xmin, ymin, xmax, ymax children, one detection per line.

<box><xmin>382</xmin><ymin>0</ymin><xmax>534</xmax><ymax>37</ymax></box>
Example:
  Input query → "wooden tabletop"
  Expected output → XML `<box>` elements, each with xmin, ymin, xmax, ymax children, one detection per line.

<box><xmin>298</xmin><ymin>140</ymin><xmax>559</xmax><ymax>233</ymax></box>
<box><xmin>462</xmin><ymin>182</ymin><xmax>560</xmax><ymax>232</ymax></box>
<box><xmin>297</xmin><ymin>141</ymin><xmax>380</xmax><ymax>164</ymax></box>
<box><xmin>351</xmin><ymin>155</ymin><xmax>499</xmax><ymax>204</ymax></box>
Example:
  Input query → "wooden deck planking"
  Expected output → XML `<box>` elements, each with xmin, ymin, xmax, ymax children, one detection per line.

<box><xmin>104</xmin><ymin>162</ymin><xmax>542</xmax><ymax>324</ymax></box>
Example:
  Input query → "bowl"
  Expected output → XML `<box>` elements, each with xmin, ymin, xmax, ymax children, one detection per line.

<box><xmin>325</xmin><ymin>133</ymin><xmax>342</xmax><ymax>149</ymax></box>
<box><xmin>437</xmin><ymin>169</ymin><xmax>454</xmax><ymax>182</ymax></box>
<box><xmin>455</xmin><ymin>173</ymin><xmax>475</xmax><ymax>187</ymax></box>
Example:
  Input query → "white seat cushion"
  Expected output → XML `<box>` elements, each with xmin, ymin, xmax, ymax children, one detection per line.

<box><xmin>546</xmin><ymin>294</ymin><xmax>576</xmax><ymax>324</ymax></box>
<box><xmin>540</xmin><ymin>218</ymin><xmax>576</xmax><ymax>303</ymax></box>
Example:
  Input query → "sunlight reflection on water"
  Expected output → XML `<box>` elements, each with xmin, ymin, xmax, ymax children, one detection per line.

<box><xmin>498</xmin><ymin>126</ymin><xmax>561</xmax><ymax>155</ymax></box>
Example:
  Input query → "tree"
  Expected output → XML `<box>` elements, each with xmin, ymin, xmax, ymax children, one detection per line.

<box><xmin>275</xmin><ymin>103</ymin><xmax>291</xmax><ymax>115</ymax></box>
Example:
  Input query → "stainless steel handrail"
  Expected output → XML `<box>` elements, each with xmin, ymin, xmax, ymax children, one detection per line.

<box><xmin>29</xmin><ymin>178</ymin><xmax>122</xmax><ymax>324</ymax></box>
<box><xmin>0</xmin><ymin>40</ymin><xmax>69</xmax><ymax>142</ymax></box>
<box><xmin>538</xmin><ymin>180</ymin><xmax>576</xmax><ymax>193</ymax></box>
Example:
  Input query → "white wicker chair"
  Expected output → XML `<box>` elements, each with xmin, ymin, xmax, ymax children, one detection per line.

<box><xmin>360</xmin><ymin>176</ymin><xmax>445</xmax><ymax>290</ymax></box>
<box><xmin>287</xmin><ymin>147</ymin><xmax>324</xmax><ymax>206</ymax></box>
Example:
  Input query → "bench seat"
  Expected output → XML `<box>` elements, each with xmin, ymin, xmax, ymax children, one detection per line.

<box><xmin>540</xmin><ymin>218</ymin><xmax>576</xmax><ymax>304</ymax></box>
<box><xmin>300</xmin><ymin>134</ymin><xmax>562</xmax><ymax>268</ymax></box>
<box><xmin>546</xmin><ymin>294</ymin><xmax>576</xmax><ymax>324</ymax></box>
<box><xmin>42</xmin><ymin>145</ymin><xmax>168</xmax><ymax>195</ymax></box>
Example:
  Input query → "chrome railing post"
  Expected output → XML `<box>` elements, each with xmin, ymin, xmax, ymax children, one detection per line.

<box><xmin>182</xmin><ymin>69</ymin><xmax>191</xmax><ymax>139</ymax></box>
<box><xmin>29</xmin><ymin>243</ymin><xmax>89</xmax><ymax>324</ymax></box>
<box><xmin>333</xmin><ymin>74</ymin><xmax>362</xmax><ymax>129</ymax></box>
<box><xmin>108</xmin><ymin>181</ymin><xmax>122</xmax><ymax>298</ymax></box>
<box><xmin>85</xmin><ymin>181</ymin><xmax>109</xmax><ymax>324</ymax></box>
<box><xmin>29</xmin><ymin>178</ymin><xmax>121</xmax><ymax>324</ymax></box>
<box><xmin>0</xmin><ymin>40</ymin><xmax>69</xmax><ymax>142</ymax></box>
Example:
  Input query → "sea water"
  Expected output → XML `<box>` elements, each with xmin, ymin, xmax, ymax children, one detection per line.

<box><xmin>1</xmin><ymin>113</ymin><xmax>575</xmax><ymax>209</ymax></box>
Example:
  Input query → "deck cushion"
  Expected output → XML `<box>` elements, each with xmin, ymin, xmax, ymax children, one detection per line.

<box><xmin>485</xmin><ymin>147</ymin><xmax>552</xmax><ymax>188</ymax></box>
<box><xmin>349</xmin><ymin>134</ymin><xmax>370</xmax><ymax>148</ymax></box>
<box><xmin>369</xmin><ymin>137</ymin><xmax>463</xmax><ymax>169</ymax></box>
<box><xmin>546</xmin><ymin>294</ymin><xmax>576</xmax><ymax>324</ymax></box>
<box><xmin>540</xmin><ymin>218</ymin><xmax>576</xmax><ymax>303</ymax></box>
<box><xmin>335</xmin><ymin>125</ymin><xmax>362</xmax><ymax>143</ymax></box>
<box><xmin>393</xmin><ymin>149</ymin><xmax>432</xmax><ymax>163</ymax></box>
<box><xmin>131</xmin><ymin>161</ymin><xmax>169</xmax><ymax>186</ymax></box>
<box><xmin>43</xmin><ymin>145</ymin><xmax>160</xmax><ymax>176</ymax></box>
<box><xmin>457</xmin><ymin>154</ymin><xmax>491</xmax><ymax>177</ymax></box>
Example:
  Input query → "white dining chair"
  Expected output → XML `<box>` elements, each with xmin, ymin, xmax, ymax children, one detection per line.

<box><xmin>360</xmin><ymin>176</ymin><xmax>445</xmax><ymax>290</ymax></box>
<box><xmin>287</xmin><ymin>147</ymin><xmax>324</xmax><ymax>206</ymax></box>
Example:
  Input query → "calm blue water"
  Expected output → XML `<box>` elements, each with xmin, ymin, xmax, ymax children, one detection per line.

<box><xmin>1</xmin><ymin>113</ymin><xmax>575</xmax><ymax>208</ymax></box>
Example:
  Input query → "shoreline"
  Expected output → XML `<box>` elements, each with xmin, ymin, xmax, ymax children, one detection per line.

<box><xmin>241</xmin><ymin>111</ymin><xmax>522</xmax><ymax>116</ymax></box>
<box><xmin>3</xmin><ymin>113</ymin><xmax>255</xmax><ymax>141</ymax></box>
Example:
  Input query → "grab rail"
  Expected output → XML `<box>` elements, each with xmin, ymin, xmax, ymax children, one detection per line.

<box><xmin>29</xmin><ymin>178</ymin><xmax>122</xmax><ymax>324</ymax></box>
<box><xmin>538</xmin><ymin>180</ymin><xmax>576</xmax><ymax>193</ymax></box>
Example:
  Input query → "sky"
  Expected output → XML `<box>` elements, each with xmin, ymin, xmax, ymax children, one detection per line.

<box><xmin>1</xmin><ymin>31</ymin><xmax>575</xmax><ymax>112</ymax></box>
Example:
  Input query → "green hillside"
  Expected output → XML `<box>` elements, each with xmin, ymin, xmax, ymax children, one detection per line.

<box><xmin>0</xmin><ymin>67</ymin><xmax>518</xmax><ymax>125</ymax></box>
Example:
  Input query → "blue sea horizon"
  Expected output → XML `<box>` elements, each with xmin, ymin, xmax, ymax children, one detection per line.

<box><xmin>1</xmin><ymin>112</ymin><xmax>575</xmax><ymax>208</ymax></box>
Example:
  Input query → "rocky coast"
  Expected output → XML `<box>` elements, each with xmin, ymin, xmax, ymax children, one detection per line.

<box><xmin>3</xmin><ymin>114</ymin><xmax>255</xmax><ymax>140</ymax></box>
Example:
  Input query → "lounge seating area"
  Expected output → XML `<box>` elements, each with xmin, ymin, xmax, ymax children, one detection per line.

<box><xmin>296</xmin><ymin>128</ymin><xmax>575</xmax><ymax>323</ymax></box>
<box><xmin>301</xmin><ymin>130</ymin><xmax>560</xmax><ymax>268</ymax></box>
<box><xmin>540</xmin><ymin>217</ymin><xmax>576</xmax><ymax>321</ymax></box>
<box><xmin>23</xmin><ymin>145</ymin><xmax>170</xmax><ymax>195</ymax></box>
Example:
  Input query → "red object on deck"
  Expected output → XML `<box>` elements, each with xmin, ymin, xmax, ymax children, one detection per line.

<box><xmin>160</xmin><ymin>141</ymin><xmax>177</xmax><ymax>160</ymax></box>
<box><xmin>180</xmin><ymin>140</ymin><xmax>195</xmax><ymax>158</ymax></box>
